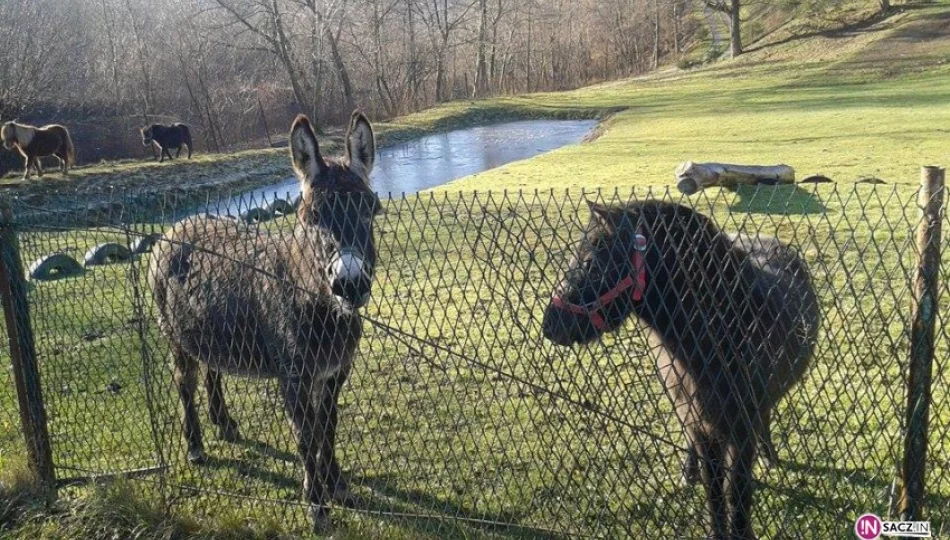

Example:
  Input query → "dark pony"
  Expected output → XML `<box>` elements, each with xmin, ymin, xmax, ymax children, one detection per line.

<box><xmin>542</xmin><ymin>200</ymin><xmax>819</xmax><ymax>539</ymax></box>
<box><xmin>141</xmin><ymin>123</ymin><xmax>193</xmax><ymax>162</ymax></box>
<box><xmin>149</xmin><ymin>111</ymin><xmax>379</xmax><ymax>531</ymax></box>
<box><xmin>1</xmin><ymin>121</ymin><xmax>75</xmax><ymax>179</ymax></box>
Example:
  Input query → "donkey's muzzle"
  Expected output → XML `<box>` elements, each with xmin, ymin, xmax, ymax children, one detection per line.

<box><xmin>328</xmin><ymin>249</ymin><xmax>373</xmax><ymax>308</ymax></box>
<box><xmin>331</xmin><ymin>275</ymin><xmax>372</xmax><ymax>308</ymax></box>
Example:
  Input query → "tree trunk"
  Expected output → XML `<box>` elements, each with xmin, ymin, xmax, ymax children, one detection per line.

<box><xmin>526</xmin><ymin>2</ymin><xmax>533</xmax><ymax>92</ymax></box>
<box><xmin>675</xmin><ymin>161</ymin><xmax>795</xmax><ymax>194</ymax></box>
<box><xmin>435</xmin><ymin>43</ymin><xmax>448</xmax><ymax>102</ymax></box>
<box><xmin>652</xmin><ymin>0</ymin><xmax>660</xmax><ymax>69</ymax></box>
<box><xmin>473</xmin><ymin>0</ymin><xmax>489</xmax><ymax>98</ymax></box>
<box><xmin>99</xmin><ymin>0</ymin><xmax>121</xmax><ymax>115</ymax></box>
<box><xmin>123</xmin><ymin>0</ymin><xmax>153</xmax><ymax>115</ymax></box>
<box><xmin>406</xmin><ymin>0</ymin><xmax>419</xmax><ymax>109</ymax></box>
<box><xmin>879</xmin><ymin>0</ymin><xmax>890</xmax><ymax>13</ymax></box>
<box><xmin>270</xmin><ymin>0</ymin><xmax>310</xmax><ymax>117</ymax></box>
<box><xmin>673</xmin><ymin>1</ymin><xmax>681</xmax><ymax>56</ymax></box>
<box><xmin>730</xmin><ymin>0</ymin><xmax>742</xmax><ymax>58</ymax></box>
<box><xmin>326</xmin><ymin>20</ymin><xmax>356</xmax><ymax>113</ymax></box>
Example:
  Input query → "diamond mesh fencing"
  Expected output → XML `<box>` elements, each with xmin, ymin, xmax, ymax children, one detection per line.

<box><xmin>0</xmin><ymin>182</ymin><xmax>946</xmax><ymax>538</ymax></box>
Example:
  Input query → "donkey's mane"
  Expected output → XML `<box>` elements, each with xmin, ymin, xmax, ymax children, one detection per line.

<box><xmin>614</xmin><ymin>200</ymin><xmax>743</xmax><ymax>269</ymax></box>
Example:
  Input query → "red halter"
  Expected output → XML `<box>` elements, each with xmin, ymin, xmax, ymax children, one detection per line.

<box><xmin>551</xmin><ymin>234</ymin><xmax>648</xmax><ymax>331</ymax></box>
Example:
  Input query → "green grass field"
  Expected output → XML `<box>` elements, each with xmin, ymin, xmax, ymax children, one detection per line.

<box><xmin>3</xmin><ymin>2</ymin><xmax>950</xmax><ymax>539</ymax></box>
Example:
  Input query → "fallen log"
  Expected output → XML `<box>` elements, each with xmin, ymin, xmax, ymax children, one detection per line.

<box><xmin>675</xmin><ymin>162</ymin><xmax>795</xmax><ymax>195</ymax></box>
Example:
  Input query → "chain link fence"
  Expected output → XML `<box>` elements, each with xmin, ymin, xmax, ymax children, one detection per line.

<box><xmin>0</xmin><ymin>182</ymin><xmax>946</xmax><ymax>538</ymax></box>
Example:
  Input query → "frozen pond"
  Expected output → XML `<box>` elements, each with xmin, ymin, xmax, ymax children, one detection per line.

<box><xmin>204</xmin><ymin>119</ymin><xmax>597</xmax><ymax>215</ymax></box>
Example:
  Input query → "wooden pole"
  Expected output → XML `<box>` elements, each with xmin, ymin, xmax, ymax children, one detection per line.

<box><xmin>899</xmin><ymin>166</ymin><xmax>945</xmax><ymax>521</ymax></box>
<box><xmin>0</xmin><ymin>198</ymin><xmax>55</xmax><ymax>495</ymax></box>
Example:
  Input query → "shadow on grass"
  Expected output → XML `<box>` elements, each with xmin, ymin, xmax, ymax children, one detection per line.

<box><xmin>772</xmin><ymin>459</ymin><xmax>948</xmax><ymax>531</ymax></box>
<box><xmin>350</xmin><ymin>472</ymin><xmax>566</xmax><ymax>539</ymax></box>
<box><xmin>194</xmin><ymin>438</ymin><xmax>566</xmax><ymax>537</ymax></box>
<box><xmin>742</xmin><ymin>3</ymin><xmax>926</xmax><ymax>56</ymax></box>
<box><xmin>729</xmin><ymin>184</ymin><xmax>827</xmax><ymax>215</ymax></box>
<box><xmin>235</xmin><ymin>438</ymin><xmax>297</xmax><ymax>463</ymax></box>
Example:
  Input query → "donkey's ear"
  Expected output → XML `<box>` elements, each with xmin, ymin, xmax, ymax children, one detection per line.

<box><xmin>290</xmin><ymin>115</ymin><xmax>327</xmax><ymax>184</ymax></box>
<box><xmin>345</xmin><ymin>110</ymin><xmax>375</xmax><ymax>179</ymax></box>
<box><xmin>586</xmin><ymin>200</ymin><xmax>614</xmax><ymax>227</ymax></box>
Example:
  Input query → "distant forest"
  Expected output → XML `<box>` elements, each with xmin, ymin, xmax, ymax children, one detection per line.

<box><xmin>0</xmin><ymin>0</ymin><xmax>894</xmax><ymax>165</ymax></box>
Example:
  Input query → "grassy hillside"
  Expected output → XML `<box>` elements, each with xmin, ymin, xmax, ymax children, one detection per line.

<box><xmin>429</xmin><ymin>2</ymin><xmax>950</xmax><ymax>192</ymax></box>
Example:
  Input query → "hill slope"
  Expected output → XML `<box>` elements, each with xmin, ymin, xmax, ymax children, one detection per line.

<box><xmin>430</xmin><ymin>1</ymin><xmax>950</xmax><ymax>191</ymax></box>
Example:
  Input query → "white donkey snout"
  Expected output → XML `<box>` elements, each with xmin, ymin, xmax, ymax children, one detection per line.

<box><xmin>329</xmin><ymin>250</ymin><xmax>367</xmax><ymax>282</ymax></box>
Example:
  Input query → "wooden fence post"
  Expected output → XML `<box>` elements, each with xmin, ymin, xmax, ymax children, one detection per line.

<box><xmin>0</xmin><ymin>198</ymin><xmax>55</xmax><ymax>495</ymax></box>
<box><xmin>899</xmin><ymin>166</ymin><xmax>945</xmax><ymax>521</ymax></box>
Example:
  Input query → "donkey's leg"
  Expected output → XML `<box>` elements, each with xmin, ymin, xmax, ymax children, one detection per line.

<box><xmin>756</xmin><ymin>407</ymin><xmax>779</xmax><ymax>469</ymax></box>
<box><xmin>22</xmin><ymin>157</ymin><xmax>32</xmax><ymax>180</ymax></box>
<box><xmin>697</xmin><ymin>433</ymin><xmax>728</xmax><ymax>540</ymax></box>
<box><xmin>682</xmin><ymin>425</ymin><xmax>701</xmax><ymax>486</ymax></box>
<box><xmin>34</xmin><ymin>157</ymin><xmax>44</xmax><ymax>178</ymax></box>
<box><xmin>280</xmin><ymin>375</ymin><xmax>331</xmax><ymax>530</ymax></box>
<box><xmin>318</xmin><ymin>368</ymin><xmax>353</xmax><ymax>504</ymax></box>
<box><xmin>204</xmin><ymin>368</ymin><xmax>240</xmax><ymax>442</ymax></box>
<box><xmin>176</xmin><ymin>146</ymin><xmax>182</xmax><ymax>158</ymax></box>
<box><xmin>57</xmin><ymin>150</ymin><xmax>68</xmax><ymax>174</ymax></box>
<box><xmin>725</xmin><ymin>436</ymin><xmax>757</xmax><ymax>540</ymax></box>
<box><xmin>172</xmin><ymin>349</ymin><xmax>206</xmax><ymax>464</ymax></box>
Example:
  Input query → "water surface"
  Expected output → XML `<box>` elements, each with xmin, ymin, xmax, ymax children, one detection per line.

<box><xmin>206</xmin><ymin>119</ymin><xmax>597</xmax><ymax>215</ymax></box>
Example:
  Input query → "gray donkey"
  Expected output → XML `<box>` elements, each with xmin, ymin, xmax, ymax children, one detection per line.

<box><xmin>149</xmin><ymin>111</ymin><xmax>380</xmax><ymax>530</ymax></box>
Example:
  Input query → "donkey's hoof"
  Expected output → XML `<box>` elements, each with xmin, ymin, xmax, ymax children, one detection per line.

<box><xmin>187</xmin><ymin>449</ymin><xmax>207</xmax><ymax>465</ymax></box>
<box><xmin>681</xmin><ymin>460</ymin><xmax>700</xmax><ymax>486</ymax></box>
<box><xmin>309</xmin><ymin>504</ymin><xmax>333</xmax><ymax>535</ymax></box>
<box><xmin>681</xmin><ymin>469</ymin><xmax>700</xmax><ymax>487</ymax></box>
<box><xmin>329</xmin><ymin>482</ymin><xmax>361</xmax><ymax>508</ymax></box>
<box><xmin>217</xmin><ymin>422</ymin><xmax>241</xmax><ymax>442</ymax></box>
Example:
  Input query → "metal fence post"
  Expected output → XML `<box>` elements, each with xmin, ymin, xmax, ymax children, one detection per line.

<box><xmin>0</xmin><ymin>198</ymin><xmax>56</xmax><ymax>496</ymax></box>
<box><xmin>899</xmin><ymin>166</ymin><xmax>945</xmax><ymax>521</ymax></box>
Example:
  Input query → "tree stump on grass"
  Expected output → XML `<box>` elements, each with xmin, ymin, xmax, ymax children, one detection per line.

<box><xmin>676</xmin><ymin>162</ymin><xmax>795</xmax><ymax>195</ymax></box>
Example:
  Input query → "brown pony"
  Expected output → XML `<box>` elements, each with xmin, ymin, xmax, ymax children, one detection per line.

<box><xmin>542</xmin><ymin>200</ymin><xmax>819</xmax><ymax>539</ymax></box>
<box><xmin>149</xmin><ymin>111</ymin><xmax>379</xmax><ymax>532</ymax></box>
<box><xmin>1</xmin><ymin>121</ymin><xmax>75</xmax><ymax>179</ymax></box>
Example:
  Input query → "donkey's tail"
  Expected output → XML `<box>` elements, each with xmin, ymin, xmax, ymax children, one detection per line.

<box><xmin>179</xmin><ymin>124</ymin><xmax>193</xmax><ymax>158</ymax></box>
<box><xmin>61</xmin><ymin>126</ymin><xmax>76</xmax><ymax>168</ymax></box>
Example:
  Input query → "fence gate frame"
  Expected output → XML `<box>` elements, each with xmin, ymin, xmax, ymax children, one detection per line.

<box><xmin>0</xmin><ymin>197</ymin><xmax>55</xmax><ymax>496</ymax></box>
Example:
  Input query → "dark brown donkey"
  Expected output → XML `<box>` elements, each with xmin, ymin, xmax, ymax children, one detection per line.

<box><xmin>1</xmin><ymin>121</ymin><xmax>75</xmax><ymax>179</ymax></box>
<box><xmin>149</xmin><ymin>111</ymin><xmax>379</xmax><ymax>531</ymax></box>
<box><xmin>141</xmin><ymin>123</ymin><xmax>193</xmax><ymax>162</ymax></box>
<box><xmin>542</xmin><ymin>200</ymin><xmax>819</xmax><ymax>540</ymax></box>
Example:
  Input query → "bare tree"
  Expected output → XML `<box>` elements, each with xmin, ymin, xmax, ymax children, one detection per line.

<box><xmin>0</xmin><ymin>0</ymin><xmax>83</xmax><ymax>118</ymax></box>
<box><xmin>2</xmin><ymin>0</ymin><xmax>794</xmax><ymax>163</ymax></box>
<box><xmin>419</xmin><ymin>0</ymin><xmax>476</xmax><ymax>101</ymax></box>
<box><xmin>705</xmin><ymin>0</ymin><xmax>741</xmax><ymax>57</ymax></box>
